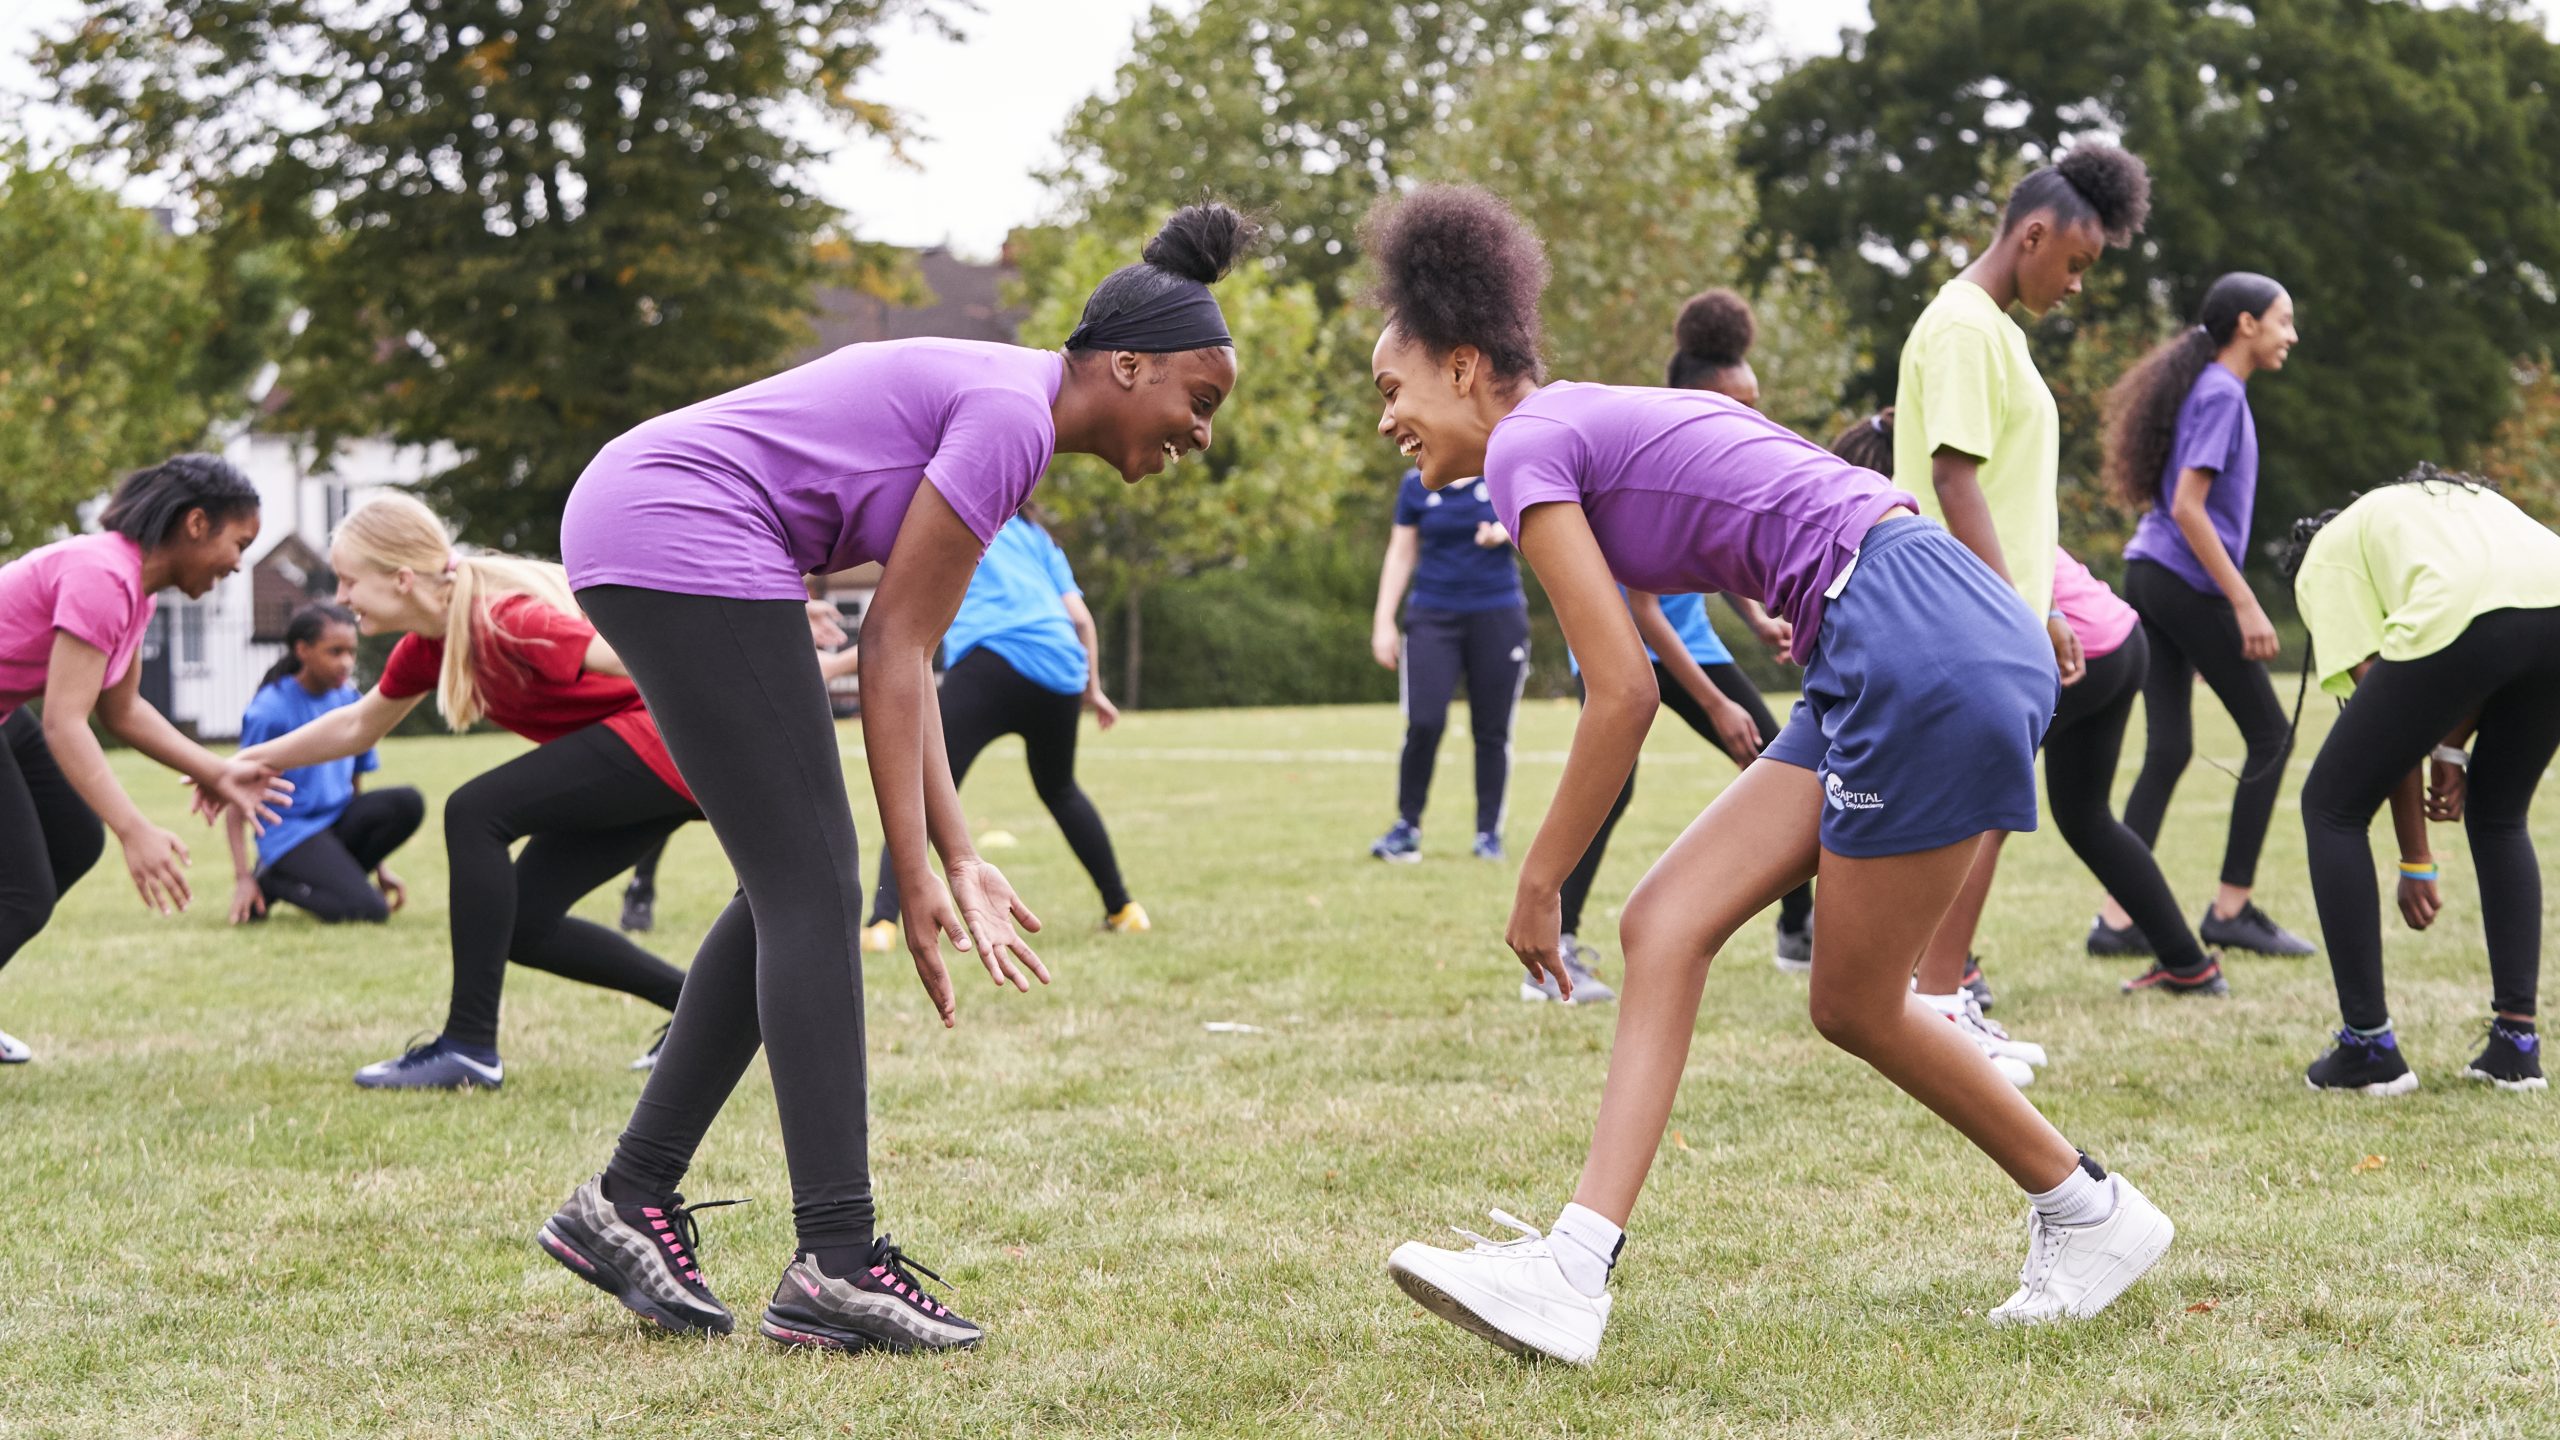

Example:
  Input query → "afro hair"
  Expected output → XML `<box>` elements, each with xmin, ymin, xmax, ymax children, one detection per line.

<box><xmin>2003</xmin><ymin>143</ymin><xmax>2152</xmax><ymax>247</ymax></box>
<box><xmin>1360</xmin><ymin>184</ymin><xmax>1549</xmax><ymax>382</ymax></box>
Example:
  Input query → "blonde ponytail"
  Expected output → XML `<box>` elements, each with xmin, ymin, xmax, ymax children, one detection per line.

<box><xmin>331</xmin><ymin>492</ymin><xmax>586</xmax><ymax>732</ymax></box>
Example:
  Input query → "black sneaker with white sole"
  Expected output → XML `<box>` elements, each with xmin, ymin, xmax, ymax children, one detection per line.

<box><xmin>759</xmin><ymin>1237</ymin><xmax>983</xmax><ymax>1352</ymax></box>
<box><xmin>2305</xmin><ymin>1027</ymin><xmax>2418</xmax><ymax>1096</ymax></box>
<box><xmin>620</xmin><ymin>879</ymin><xmax>655</xmax><ymax>933</ymax></box>
<box><xmin>536</xmin><ymin>1174</ymin><xmax>743</xmax><ymax>1335</ymax></box>
<box><xmin>2199</xmin><ymin>901</ymin><xmax>2316</xmax><ymax>957</ymax></box>
<box><xmin>2086</xmin><ymin>916</ymin><xmax>2153</xmax><ymax>958</ymax></box>
<box><xmin>2461</xmin><ymin>1020</ymin><xmax>2546</xmax><ymax>1092</ymax></box>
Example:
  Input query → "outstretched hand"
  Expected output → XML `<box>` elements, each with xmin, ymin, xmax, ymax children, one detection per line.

<box><xmin>901</xmin><ymin>859</ymin><xmax>1049</xmax><ymax>1027</ymax></box>
<box><xmin>191</xmin><ymin>759</ymin><xmax>294</xmax><ymax>834</ymax></box>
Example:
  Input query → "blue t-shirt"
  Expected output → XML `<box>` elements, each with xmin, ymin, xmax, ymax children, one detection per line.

<box><xmin>1393</xmin><ymin>470</ymin><xmax>1524</xmax><ymax>615</ymax></box>
<box><xmin>240</xmin><ymin>677</ymin><xmax>377</xmax><ymax>866</ymax></box>
<box><xmin>944</xmin><ymin>517</ymin><xmax>1089</xmax><ymax>696</ymax></box>
<box><xmin>1572</xmin><ymin>590</ymin><xmax>1735</xmax><ymax>675</ymax></box>
<box><xmin>2122</xmin><ymin>363</ymin><xmax>2259</xmax><ymax>594</ymax></box>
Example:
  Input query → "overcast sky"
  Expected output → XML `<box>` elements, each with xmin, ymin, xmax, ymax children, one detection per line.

<box><xmin>4</xmin><ymin>0</ymin><xmax>2546</xmax><ymax>258</ymax></box>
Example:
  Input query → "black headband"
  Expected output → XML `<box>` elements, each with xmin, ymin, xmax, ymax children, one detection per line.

<box><xmin>1065</xmin><ymin>267</ymin><xmax>1233</xmax><ymax>353</ymax></box>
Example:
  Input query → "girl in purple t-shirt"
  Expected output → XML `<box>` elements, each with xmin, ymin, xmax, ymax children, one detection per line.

<box><xmin>535</xmin><ymin>206</ymin><xmax>1251</xmax><ymax>1353</ymax></box>
<box><xmin>1365</xmin><ymin>187</ymin><xmax>2174</xmax><ymax>1365</ymax></box>
<box><xmin>2097</xmin><ymin>274</ymin><xmax>2313</xmax><ymax>960</ymax></box>
<box><xmin>0</xmin><ymin>456</ymin><xmax>292</xmax><ymax>1063</ymax></box>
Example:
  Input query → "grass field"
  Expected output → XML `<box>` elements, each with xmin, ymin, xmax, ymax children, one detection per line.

<box><xmin>2</xmin><ymin>696</ymin><xmax>2554</xmax><ymax>1438</ymax></box>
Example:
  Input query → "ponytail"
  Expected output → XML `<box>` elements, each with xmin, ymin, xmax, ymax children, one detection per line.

<box><xmin>2101</xmin><ymin>272</ymin><xmax>2288</xmax><ymax>509</ymax></box>
<box><xmin>330</xmin><ymin>493</ymin><xmax>582</xmax><ymax>732</ymax></box>
<box><xmin>255</xmin><ymin>601</ymin><xmax>358</xmax><ymax>692</ymax></box>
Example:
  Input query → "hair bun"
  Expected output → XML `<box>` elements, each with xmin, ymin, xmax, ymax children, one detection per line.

<box><xmin>1674</xmin><ymin>289</ymin><xmax>1756</xmax><ymax>368</ymax></box>
<box><xmin>2054</xmin><ymin>144</ymin><xmax>2153</xmax><ymax>245</ymax></box>
<box><xmin>1142</xmin><ymin>203</ymin><xmax>1258</xmax><ymax>284</ymax></box>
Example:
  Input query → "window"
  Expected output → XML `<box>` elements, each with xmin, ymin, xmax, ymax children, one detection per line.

<box><xmin>178</xmin><ymin>602</ymin><xmax>205</xmax><ymax>665</ymax></box>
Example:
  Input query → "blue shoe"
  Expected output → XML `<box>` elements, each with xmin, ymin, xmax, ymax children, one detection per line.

<box><xmin>1370</xmin><ymin>819</ymin><xmax>1422</xmax><ymax>863</ymax></box>
<box><xmin>1472</xmin><ymin>832</ymin><xmax>1504</xmax><ymax>861</ymax></box>
<box><xmin>355</xmin><ymin>1035</ymin><xmax>503</xmax><ymax>1091</ymax></box>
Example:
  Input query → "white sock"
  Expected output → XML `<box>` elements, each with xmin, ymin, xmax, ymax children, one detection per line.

<box><xmin>1548</xmin><ymin>1203</ymin><xmax>1622</xmax><ymax>1298</ymax></box>
<box><xmin>1916</xmin><ymin>990</ymin><xmax>1968</xmax><ymax>1018</ymax></box>
<box><xmin>2027</xmin><ymin>1167</ymin><xmax>2118</xmax><ymax>1227</ymax></box>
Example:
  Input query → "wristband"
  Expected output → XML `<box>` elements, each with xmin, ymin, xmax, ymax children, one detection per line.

<box><xmin>2431</xmin><ymin>745</ymin><xmax>2470</xmax><ymax>770</ymax></box>
<box><xmin>2398</xmin><ymin>860</ymin><xmax>2439</xmax><ymax>881</ymax></box>
<box><xmin>2047</xmin><ymin>608</ymin><xmax>2065</xmax><ymax>621</ymax></box>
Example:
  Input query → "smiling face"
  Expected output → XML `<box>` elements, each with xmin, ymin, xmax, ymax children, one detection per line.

<box><xmin>330</xmin><ymin>541</ymin><xmax>443</xmax><ymax>637</ymax></box>
<box><xmin>2236</xmin><ymin>290</ymin><xmax>2298</xmax><ymax>371</ymax></box>
<box><xmin>2011</xmin><ymin>212</ymin><xmax>2110</xmax><ymax>314</ymax></box>
<box><xmin>1372</xmin><ymin>324</ymin><xmax>1501</xmax><ymax>490</ymax></box>
<box><xmin>162</xmin><ymin>510</ymin><xmax>262</xmax><ymax>599</ymax></box>
<box><xmin>1095</xmin><ymin>346</ymin><xmax>1236</xmax><ymax>483</ymax></box>
<box><xmin>295</xmin><ymin>621</ymin><xmax>361</xmax><ymax>693</ymax></box>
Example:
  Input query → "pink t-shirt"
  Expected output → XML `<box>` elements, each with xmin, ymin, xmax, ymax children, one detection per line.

<box><xmin>561</xmin><ymin>338</ymin><xmax>1065</xmax><ymax>600</ymax></box>
<box><xmin>2051</xmin><ymin>547</ymin><xmax>2139</xmax><ymax>659</ymax></box>
<box><xmin>0</xmin><ymin>533</ymin><xmax>157</xmax><ymax>720</ymax></box>
<box><xmin>1483</xmin><ymin>383</ymin><xmax>1917</xmax><ymax>664</ymax></box>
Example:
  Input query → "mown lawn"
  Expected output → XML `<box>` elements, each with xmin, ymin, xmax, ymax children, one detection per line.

<box><xmin>1</xmin><ymin>696</ymin><xmax>2552</xmax><ymax>1438</ymax></box>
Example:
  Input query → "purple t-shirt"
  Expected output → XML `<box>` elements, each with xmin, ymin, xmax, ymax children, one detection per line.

<box><xmin>2123</xmin><ymin>363</ymin><xmax>2257</xmax><ymax>592</ymax></box>
<box><xmin>562</xmin><ymin>339</ymin><xmax>1066</xmax><ymax>599</ymax></box>
<box><xmin>0</xmin><ymin>532</ymin><xmax>157</xmax><ymax>721</ymax></box>
<box><xmin>1483</xmin><ymin>383</ymin><xmax>1917</xmax><ymax>665</ymax></box>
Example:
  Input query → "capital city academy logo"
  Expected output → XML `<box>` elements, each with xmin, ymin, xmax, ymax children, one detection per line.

<box><xmin>1824</xmin><ymin>771</ymin><xmax>1885</xmax><ymax>813</ymax></box>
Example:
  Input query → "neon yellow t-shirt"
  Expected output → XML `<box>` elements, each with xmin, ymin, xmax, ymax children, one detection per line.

<box><xmin>2293</xmin><ymin>482</ymin><xmax>2560</xmax><ymax>697</ymax></box>
<box><xmin>1894</xmin><ymin>279</ymin><xmax>2060</xmax><ymax>615</ymax></box>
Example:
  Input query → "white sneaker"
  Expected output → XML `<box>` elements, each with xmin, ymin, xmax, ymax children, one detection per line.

<box><xmin>1940</xmin><ymin>1010</ymin><xmax>2036</xmax><ymax>1086</ymax></box>
<box><xmin>1987</xmin><ymin>1175</ymin><xmax>2175</xmax><ymax>1326</ymax></box>
<box><xmin>0</xmin><ymin>1026</ymin><xmax>29</xmax><ymax>1064</ymax></box>
<box><xmin>1388</xmin><ymin>1211</ymin><xmax>1611</xmax><ymax>1365</ymax></box>
<box><xmin>1958</xmin><ymin>994</ymin><xmax>2047</xmax><ymax>1069</ymax></box>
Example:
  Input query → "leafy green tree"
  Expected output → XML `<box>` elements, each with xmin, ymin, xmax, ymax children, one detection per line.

<box><xmin>1020</xmin><ymin>228</ymin><xmax>1361</xmax><ymax>705</ymax></box>
<box><xmin>1047</xmin><ymin>0</ymin><xmax>1725</xmax><ymax>308</ymax></box>
<box><xmin>44</xmin><ymin>0</ymin><xmax>943</xmax><ymax>552</ymax></box>
<box><xmin>0</xmin><ymin>154</ymin><xmax>266</xmax><ymax>554</ymax></box>
<box><xmin>1743</xmin><ymin>0</ymin><xmax>2560</xmax><ymax>534</ymax></box>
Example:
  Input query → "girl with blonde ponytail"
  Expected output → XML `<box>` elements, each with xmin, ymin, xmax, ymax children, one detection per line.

<box><xmin>234</xmin><ymin>491</ymin><xmax>703</xmax><ymax>1091</ymax></box>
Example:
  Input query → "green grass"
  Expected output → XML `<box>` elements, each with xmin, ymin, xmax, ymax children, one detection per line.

<box><xmin>2</xmin><ymin>697</ymin><xmax>2554</xmax><ymax>1438</ymax></box>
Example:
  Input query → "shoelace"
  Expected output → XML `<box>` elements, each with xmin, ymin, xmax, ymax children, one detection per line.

<box><xmin>1961</xmin><ymin>995</ymin><xmax>2011</xmax><ymax>1042</ymax></box>
<box><xmin>2014</xmin><ymin>1208</ymin><xmax>2062</xmax><ymax>1291</ymax></box>
<box><xmin>1450</xmin><ymin>1209</ymin><xmax>1544</xmax><ymax>1253</ymax></box>
<box><xmin>390</xmin><ymin>1029</ymin><xmax>442</xmax><ymax>1065</ymax></box>
<box><xmin>869</xmin><ymin>1237</ymin><xmax>958</xmax><ymax>1318</ymax></box>
<box><xmin>642</xmin><ymin>1195</ymin><xmax>748</xmax><ymax>1288</ymax></box>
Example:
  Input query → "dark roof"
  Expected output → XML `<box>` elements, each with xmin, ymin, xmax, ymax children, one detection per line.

<box><xmin>798</xmin><ymin>246</ymin><xmax>1022</xmax><ymax>361</ymax></box>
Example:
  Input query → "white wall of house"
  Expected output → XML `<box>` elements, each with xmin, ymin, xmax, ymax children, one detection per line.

<box><xmin>156</xmin><ymin>432</ymin><xmax>454</xmax><ymax>740</ymax></box>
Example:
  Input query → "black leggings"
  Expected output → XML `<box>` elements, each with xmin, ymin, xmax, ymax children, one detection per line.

<box><xmin>440</xmin><ymin>724</ymin><xmax>693</xmax><ymax>1051</ymax></box>
<box><xmin>581</xmin><ymin>585</ymin><xmax>876</xmax><ymax>1253</ymax></box>
<box><xmin>2300</xmin><ymin>608</ymin><xmax>2560</xmax><ymax>1029</ymax></box>
<box><xmin>2044</xmin><ymin>629</ymin><xmax>2207</xmax><ymax>971</ymax></box>
<box><xmin>0</xmin><ymin>708</ymin><xmax>106</xmax><ymax>975</ymax></box>
<box><xmin>869</xmin><ymin>648</ymin><xmax>1129</xmax><ymax>925</ymax></box>
<box><xmin>259</xmin><ymin>786</ymin><xmax>427</xmax><ymax>923</ymax></box>
<box><xmin>1398</xmin><ymin>604</ymin><xmax>1530</xmax><ymax>834</ymax></box>
<box><xmin>2122</xmin><ymin>558</ymin><xmax>2293</xmax><ymax>888</ymax></box>
<box><xmin>1560</xmin><ymin>661</ymin><xmax>1814</xmax><ymax>938</ymax></box>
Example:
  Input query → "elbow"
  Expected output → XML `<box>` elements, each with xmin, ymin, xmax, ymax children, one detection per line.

<box><xmin>1590</xmin><ymin>677</ymin><xmax>1659</xmax><ymax>726</ymax></box>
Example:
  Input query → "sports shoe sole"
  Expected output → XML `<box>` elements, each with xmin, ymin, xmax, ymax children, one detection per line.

<box><xmin>1387</xmin><ymin>1252</ymin><xmax>1592</xmax><ymax>1366</ymax></box>
<box><xmin>757</xmin><ymin>1303</ymin><xmax>981</xmax><ymax>1354</ymax></box>
<box><xmin>2459</xmin><ymin>1067</ymin><xmax>2549</xmax><ymax>1092</ymax></box>
<box><xmin>2306</xmin><ymin>1071</ymin><xmax>2421</xmax><ymax>1097</ymax></box>
<box><xmin>536</xmin><ymin>1216</ymin><xmax>732</xmax><ymax>1336</ymax></box>
<box><xmin>1372</xmin><ymin>850</ymin><xmax>1422</xmax><ymax>864</ymax></box>
<box><xmin>1990</xmin><ymin>1204</ymin><xmax>2176</xmax><ymax>1327</ymax></box>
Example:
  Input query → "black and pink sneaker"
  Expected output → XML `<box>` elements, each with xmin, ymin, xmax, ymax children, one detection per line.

<box><xmin>759</xmin><ymin>1236</ymin><xmax>983</xmax><ymax>1353</ymax></box>
<box><xmin>536</xmin><ymin>1174</ymin><xmax>742</xmax><ymax>1336</ymax></box>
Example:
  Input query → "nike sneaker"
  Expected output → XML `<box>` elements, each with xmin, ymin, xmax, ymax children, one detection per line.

<box><xmin>536</xmin><ymin>1174</ymin><xmax>740</xmax><ymax>1335</ymax></box>
<box><xmin>2120</xmin><ymin>959</ymin><xmax>2230</xmax><ymax>997</ymax></box>
<box><xmin>2085</xmin><ymin>916</ymin><xmax>2152</xmax><ymax>958</ymax></box>
<box><xmin>354</xmin><ymin>1035</ymin><xmax>502</xmax><ymax>1091</ymax></box>
<box><xmin>759</xmin><ymin>1237</ymin><xmax>983</xmax><ymax>1352</ymax></box>
<box><xmin>2305</xmin><ymin>1027</ymin><xmax>2419</xmax><ymax>1096</ymax></box>
<box><xmin>1987</xmin><ymin>1175</ymin><xmax>2174</xmax><ymax>1326</ymax></box>
<box><xmin>2461</xmin><ymin>1020</ymin><xmax>2546</xmax><ymax>1092</ymax></box>
<box><xmin>1388</xmin><ymin>1210</ymin><xmax>1609</xmax><ymax>1366</ymax></box>
<box><xmin>2199</xmin><ymin>901</ymin><xmax>2315</xmax><ymax>957</ymax></box>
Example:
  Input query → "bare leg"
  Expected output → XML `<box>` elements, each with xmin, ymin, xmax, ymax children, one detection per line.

<box><xmin>1807</xmin><ymin>840</ymin><xmax>2081</xmax><ymax>1191</ymax></box>
<box><xmin>1912</xmin><ymin>831</ymin><xmax>2006</xmax><ymax>994</ymax></box>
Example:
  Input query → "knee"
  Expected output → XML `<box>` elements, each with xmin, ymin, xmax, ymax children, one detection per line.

<box><xmin>321</xmin><ymin>890</ymin><xmax>392</xmax><ymax>925</ymax></box>
<box><xmin>1806</xmin><ymin>985</ymin><xmax>1893</xmax><ymax>1057</ymax></box>
<box><xmin>1615</xmin><ymin>884</ymin><xmax>1721</xmax><ymax>981</ymax></box>
<box><xmin>2244</xmin><ymin>722</ymin><xmax>2293</xmax><ymax>761</ymax></box>
<box><xmin>1405</xmin><ymin>720</ymin><xmax>1447</xmax><ymax>747</ymax></box>
<box><xmin>442</xmin><ymin>778</ymin><xmax>509</xmax><ymax>846</ymax></box>
<box><xmin>0</xmin><ymin>884</ymin><xmax>59</xmax><ymax>952</ymax></box>
<box><xmin>381</xmin><ymin>785</ymin><xmax>428</xmax><ymax>834</ymax></box>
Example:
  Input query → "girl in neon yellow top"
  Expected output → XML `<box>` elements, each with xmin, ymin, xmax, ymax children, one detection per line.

<box><xmin>2286</xmin><ymin>466</ymin><xmax>2560</xmax><ymax>1095</ymax></box>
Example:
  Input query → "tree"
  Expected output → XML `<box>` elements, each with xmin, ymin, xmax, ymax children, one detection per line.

<box><xmin>1743</xmin><ymin>0</ymin><xmax>2560</xmax><ymax>534</ymax></box>
<box><xmin>44</xmin><ymin>0</ymin><xmax>945</xmax><ymax>553</ymax></box>
<box><xmin>1409</xmin><ymin>18</ymin><xmax>1854</xmax><ymax>436</ymax></box>
<box><xmin>1046</xmin><ymin>0</ymin><xmax>1723</xmax><ymax>308</ymax></box>
<box><xmin>1019</xmin><ymin>228</ymin><xmax>1361</xmax><ymax>706</ymax></box>
<box><xmin>0</xmin><ymin>154</ymin><xmax>267</xmax><ymax>554</ymax></box>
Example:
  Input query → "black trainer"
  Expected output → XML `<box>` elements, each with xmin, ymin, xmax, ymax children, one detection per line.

<box><xmin>2461</xmin><ymin>1021</ymin><xmax>2547</xmax><ymax>1092</ymax></box>
<box><xmin>536</xmin><ymin>1174</ymin><xmax>743</xmax><ymax>1335</ymax></box>
<box><xmin>2199</xmin><ymin>901</ymin><xmax>2315</xmax><ymax>957</ymax></box>
<box><xmin>2121</xmin><ymin>957</ymin><xmax>2230</xmax><ymax>997</ymax></box>
<box><xmin>620</xmin><ymin>879</ymin><xmax>656</xmax><ymax>933</ymax></box>
<box><xmin>1960</xmin><ymin>956</ymin><xmax>1995</xmax><ymax>1014</ymax></box>
<box><xmin>2086</xmin><ymin>916</ymin><xmax>2153</xmax><ymax>958</ymax></box>
<box><xmin>2305</xmin><ymin>1028</ymin><xmax>2418</xmax><ymax>1096</ymax></box>
<box><xmin>759</xmin><ymin>1236</ymin><xmax>983</xmax><ymax>1353</ymax></box>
